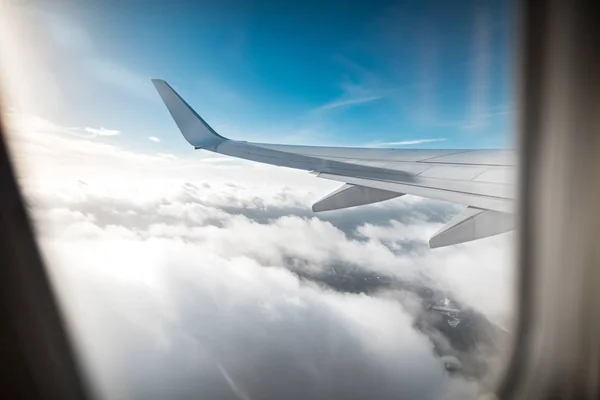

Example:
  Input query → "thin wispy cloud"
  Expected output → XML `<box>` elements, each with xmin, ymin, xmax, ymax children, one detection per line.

<box><xmin>148</xmin><ymin>136</ymin><xmax>160</xmax><ymax>143</ymax></box>
<box><xmin>373</xmin><ymin>138</ymin><xmax>447</xmax><ymax>147</ymax></box>
<box><xmin>315</xmin><ymin>95</ymin><xmax>383</xmax><ymax>112</ymax></box>
<box><xmin>197</xmin><ymin>157</ymin><xmax>241</xmax><ymax>164</ymax></box>
<box><xmin>157</xmin><ymin>153</ymin><xmax>177</xmax><ymax>160</ymax></box>
<box><xmin>84</xmin><ymin>127</ymin><xmax>120</xmax><ymax>136</ymax></box>
<box><xmin>314</xmin><ymin>58</ymin><xmax>389</xmax><ymax>114</ymax></box>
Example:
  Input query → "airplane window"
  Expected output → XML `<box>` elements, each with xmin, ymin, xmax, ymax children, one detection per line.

<box><xmin>0</xmin><ymin>1</ymin><xmax>515</xmax><ymax>399</ymax></box>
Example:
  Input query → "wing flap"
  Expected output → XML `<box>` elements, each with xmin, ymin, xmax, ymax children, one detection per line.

<box><xmin>429</xmin><ymin>207</ymin><xmax>514</xmax><ymax>248</ymax></box>
<box><xmin>312</xmin><ymin>184</ymin><xmax>404</xmax><ymax>212</ymax></box>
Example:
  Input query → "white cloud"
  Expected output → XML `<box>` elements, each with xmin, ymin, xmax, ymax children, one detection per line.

<box><xmin>157</xmin><ymin>153</ymin><xmax>177</xmax><ymax>160</ymax></box>
<box><xmin>374</xmin><ymin>138</ymin><xmax>447</xmax><ymax>146</ymax></box>
<box><xmin>46</xmin><ymin>235</ymin><xmax>475</xmax><ymax>400</ymax></box>
<box><xmin>84</xmin><ymin>127</ymin><xmax>121</xmax><ymax>136</ymax></box>
<box><xmin>314</xmin><ymin>61</ymin><xmax>389</xmax><ymax>114</ymax></box>
<box><xmin>6</xmin><ymin>112</ymin><xmax>513</xmax><ymax>399</ymax></box>
<box><xmin>148</xmin><ymin>136</ymin><xmax>160</xmax><ymax>143</ymax></box>
<box><xmin>316</xmin><ymin>95</ymin><xmax>383</xmax><ymax>112</ymax></box>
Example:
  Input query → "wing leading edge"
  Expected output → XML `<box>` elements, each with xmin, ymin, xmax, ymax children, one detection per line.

<box><xmin>152</xmin><ymin>79</ymin><xmax>516</xmax><ymax>248</ymax></box>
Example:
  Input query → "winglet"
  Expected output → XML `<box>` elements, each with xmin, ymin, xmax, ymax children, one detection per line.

<box><xmin>151</xmin><ymin>79</ymin><xmax>227</xmax><ymax>150</ymax></box>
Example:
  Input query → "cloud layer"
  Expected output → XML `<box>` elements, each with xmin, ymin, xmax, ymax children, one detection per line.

<box><xmin>84</xmin><ymin>127</ymin><xmax>121</xmax><ymax>136</ymax></box>
<box><xmin>5</xmin><ymin>111</ymin><xmax>514</xmax><ymax>400</ymax></box>
<box><xmin>373</xmin><ymin>138</ymin><xmax>447</xmax><ymax>146</ymax></box>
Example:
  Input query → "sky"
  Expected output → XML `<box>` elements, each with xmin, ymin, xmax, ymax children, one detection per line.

<box><xmin>1</xmin><ymin>1</ymin><xmax>515</xmax><ymax>400</ymax></box>
<box><xmin>4</xmin><ymin>0</ymin><xmax>513</xmax><ymax>152</ymax></box>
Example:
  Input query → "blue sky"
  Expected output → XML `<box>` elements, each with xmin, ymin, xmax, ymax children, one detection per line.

<box><xmin>19</xmin><ymin>0</ymin><xmax>514</xmax><ymax>154</ymax></box>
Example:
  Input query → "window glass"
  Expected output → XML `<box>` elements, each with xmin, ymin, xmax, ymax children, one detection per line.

<box><xmin>0</xmin><ymin>1</ymin><xmax>515</xmax><ymax>399</ymax></box>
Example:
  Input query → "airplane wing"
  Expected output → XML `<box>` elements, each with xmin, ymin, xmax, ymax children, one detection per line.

<box><xmin>152</xmin><ymin>79</ymin><xmax>515</xmax><ymax>248</ymax></box>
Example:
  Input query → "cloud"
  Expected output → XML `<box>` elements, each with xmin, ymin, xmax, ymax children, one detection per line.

<box><xmin>371</xmin><ymin>138</ymin><xmax>447</xmax><ymax>146</ymax></box>
<box><xmin>157</xmin><ymin>153</ymin><xmax>177</xmax><ymax>160</ymax></box>
<box><xmin>84</xmin><ymin>127</ymin><xmax>120</xmax><ymax>136</ymax></box>
<box><xmin>37</xmin><ymin>197</ymin><xmax>488</xmax><ymax>399</ymax></box>
<box><xmin>6</xmin><ymin>112</ymin><xmax>513</xmax><ymax>399</ymax></box>
<box><xmin>316</xmin><ymin>95</ymin><xmax>383</xmax><ymax>112</ymax></box>
<box><xmin>47</xmin><ymin>235</ymin><xmax>479</xmax><ymax>400</ymax></box>
<box><xmin>314</xmin><ymin>58</ymin><xmax>391</xmax><ymax>114</ymax></box>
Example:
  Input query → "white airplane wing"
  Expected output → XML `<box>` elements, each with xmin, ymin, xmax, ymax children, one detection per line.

<box><xmin>152</xmin><ymin>79</ymin><xmax>515</xmax><ymax>248</ymax></box>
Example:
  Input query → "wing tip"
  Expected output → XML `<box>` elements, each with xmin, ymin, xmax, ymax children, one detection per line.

<box><xmin>151</xmin><ymin>78</ymin><xmax>167</xmax><ymax>87</ymax></box>
<box><xmin>151</xmin><ymin>78</ymin><xmax>227</xmax><ymax>150</ymax></box>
